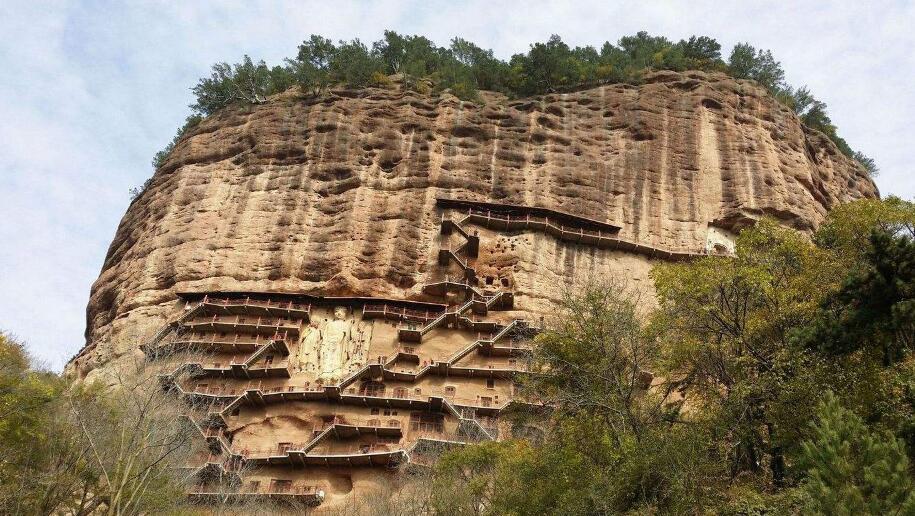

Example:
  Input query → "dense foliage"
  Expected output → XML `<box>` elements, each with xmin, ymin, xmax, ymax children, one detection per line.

<box><xmin>142</xmin><ymin>30</ymin><xmax>875</xmax><ymax>196</ymax></box>
<box><xmin>801</xmin><ymin>392</ymin><xmax>915</xmax><ymax>514</ymax></box>
<box><xmin>424</xmin><ymin>197</ymin><xmax>914</xmax><ymax>515</ymax></box>
<box><xmin>0</xmin><ymin>335</ymin><xmax>195</xmax><ymax>515</ymax></box>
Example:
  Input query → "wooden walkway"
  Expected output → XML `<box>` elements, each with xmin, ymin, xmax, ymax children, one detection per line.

<box><xmin>437</xmin><ymin>197</ymin><xmax>706</xmax><ymax>261</ymax></box>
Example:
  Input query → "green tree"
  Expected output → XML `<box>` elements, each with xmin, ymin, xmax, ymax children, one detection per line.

<box><xmin>0</xmin><ymin>333</ymin><xmax>69</xmax><ymax>514</ymax></box>
<box><xmin>815</xmin><ymin>197</ymin><xmax>915</xmax><ymax>262</ymax></box>
<box><xmin>433</xmin><ymin>55</ymin><xmax>478</xmax><ymax>100</ymax></box>
<box><xmin>190</xmin><ymin>55</ymin><xmax>291</xmax><ymax>116</ymax></box>
<box><xmin>617</xmin><ymin>31</ymin><xmax>674</xmax><ymax>70</ymax></box>
<box><xmin>330</xmin><ymin>39</ymin><xmax>380</xmax><ymax>88</ymax></box>
<box><xmin>854</xmin><ymin>151</ymin><xmax>879</xmax><ymax>176</ymax></box>
<box><xmin>527</xmin><ymin>283</ymin><xmax>674</xmax><ymax>442</ymax></box>
<box><xmin>800</xmin><ymin>227</ymin><xmax>914</xmax><ymax>365</ymax></box>
<box><xmin>510</xmin><ymin>35</ymin><xmax>579</xmax><ymax>95</ymax></box>
<box><xmin>431</xmin><ymin>283</ymin><xmax>720</xmax><ymax>515</ymax></box>
<box><xmin>787</xmin><ymin>85</ymin><xmax>816</xmax><ymax>115</ymax></box>
<box><xmin>677</xmin><ymin>35</ymin><xmax>722</xmax><ymax>64</ymax></box>
<box><xmin>429</xmin><ymin>201</ymin><xmax>913</xmax><ymax>515</ymax></box>
<box><xmin>653</xmin><ymin>220</ymin><xmax>836</xmax><ymax>486</ymax></box>
<box><xmin>800</xmin><ymin>392</ymin><xmax>915</xmax><ymax>515</ymax></box>
<box><xmin>289</xmin><ymin>35</ymin><xmax>337</xmax><ymax>96</ymax></box>
<box><xmin>372</xmin><ymin>31</ymin><xmax>444</xmax><ymax>91</ymax></box>
<box><xmin>373</xmin><ymin>30</ymin><xmax>410</xmax><ymax>74</ymax></box>
<box><xmin>728</xmin><ymin>43</ymin><xmax>787</xmax><ymax>92</ymax></box>
<box><xmin>0</xmin><ymin>333</ymin><xmax>195</xmax><ymax>515</ymax></box>
<box><xmin>785</xmin><ymin>86</ymin><xmax>876</xmax><ymax>174</ymax></box>
<box><xmin>400</xmin><ymin>35</ymin><xmax>442</xmax><ymax>87</ymax></box>
<box><xmin>449</xmin><ymin>37</ymin><xmax>510</xmax><ymax>93</ymax></box>
<box><xmin>0</xmin><ymin>334</ymin><xmax>59</xmax><ymax>448</ymax></box>
<box><xmin>162</xmin><ymin>31</ymin><xmax>878</xmax><ymax>185</ymax></box>
<box><xmin>800</xmin><ymin>97</ymin><xmax>831</xmax><ymax>129</ymax></box>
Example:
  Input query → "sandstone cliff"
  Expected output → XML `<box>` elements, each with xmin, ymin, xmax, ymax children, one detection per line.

<box><xmin>70</xmin><ymin>70</ymin><xmax>877</xmax><ymax>379</ymax></box>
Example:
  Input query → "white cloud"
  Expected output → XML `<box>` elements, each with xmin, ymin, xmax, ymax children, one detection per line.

<box><xmin>0</xmin><ymin>0</ymin><xmax>912</xmax><ymax>369</ymax></box>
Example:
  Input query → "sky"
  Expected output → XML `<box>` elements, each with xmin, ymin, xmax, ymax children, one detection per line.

<box><xmin>0</xmin><ymin>1</ymin><xmax>913</xmax><ymax>371</ymax></box>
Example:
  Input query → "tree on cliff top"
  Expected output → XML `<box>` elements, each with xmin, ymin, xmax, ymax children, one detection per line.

<box><xmin>728</xmin><ymin>43</ymin><xmax>786</xmax><ymax>92</ymax></box>
<box><xmin>145</xmin><ymin>30</ymin><xmax>876</xmax><ymax>200</ymax></box>
<box><xmin>190</xmin><ymin>55</ymin><xmax>294</xmax><ymax>116</ymax></box>
<box><xmin>288</xmin><ymin>34</ymin><xmax>336</xmax><ymax>96</ymax></box>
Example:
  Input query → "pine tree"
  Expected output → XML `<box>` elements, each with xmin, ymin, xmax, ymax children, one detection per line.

<box><xmin>800</xmin><ymin>392</ymin><xmax>915</xmax><ymax>515</ymax></box>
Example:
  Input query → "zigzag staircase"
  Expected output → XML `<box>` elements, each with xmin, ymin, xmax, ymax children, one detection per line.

<box><xmin>150</xmin><ymin>200</ymin><xmax>559</xmax><ymax>496</ymax></box>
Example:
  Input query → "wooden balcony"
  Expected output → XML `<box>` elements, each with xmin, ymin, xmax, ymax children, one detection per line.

<box><xmin>197</xmin><ymin>295</ymin><xmax>311</xmax><ymax>319</ymax></box>
<box><xmin>303</xmin><ymin>449</ymin><xmax>406</xmax><ymax>467</ymax></box>
<box><xmin>338</xmin><ymin>392</ymin><xmax>432</xmax><ymax>410</ymax></box>
<box><xmin>446</xmin><ymin>365</ymin><xmax>523</xmax><ymax>379</ymax></box>
<box><xmin>187</xmin><ymin>484</ymin><xmax>322</xmax><ymax>505</ymax></box>
<box><xmin>362</xmin><ymin>303</ymin><xmax>444</xmax><ymax>324</ymax></box>
<box><xmin>169</xmin><ymin>332</ymin><xmax>291</xmax><ymax>354</ymax></box>
<box><xmin>436</xmin><ymin>197</ymin><xmax>703</xmax><ymax>261</ymax></box>
<box><xmin>183</xmin><ymin>315</ymin><xmax>301</xmax><ymax>337</ymax></box>
<box><xmin>198</xmin><ymin>358</ymin><xmax>290</xmax><ymax>380</ymax></box>
<box><xmin>478</xmin><ymin>340</ymin><xmax>532</xmax><ymax>357</ymax></box>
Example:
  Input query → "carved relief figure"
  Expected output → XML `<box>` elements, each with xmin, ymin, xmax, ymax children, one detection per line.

<box><xmin>292</xmin><ymin>306</ymin><xmax>371</xmax><ymax>382</ymax></box>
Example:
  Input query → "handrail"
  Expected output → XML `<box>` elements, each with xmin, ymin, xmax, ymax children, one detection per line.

<box><xmin>362</xmin><ymin>304</ymin><xmax>443</xmax><ymax>323</ymax></box>
<box><xmin>184</xmin><ymin>314</ymin><xmax>302</xmax><ymax>332</ymax></box>
<box><xmin>188</xmin><ymin>483</ymin><xmax>320</xmax><ymax>497</ymax></box>
<box><xmin>200</xmin><ymin>295</ymin><xmax>311</xmax><ymax>313</ymax></box>
<box><xmin>461</xmin><ymin>210</ymin><xmax>706</xmax><ymax>260</ymax></box>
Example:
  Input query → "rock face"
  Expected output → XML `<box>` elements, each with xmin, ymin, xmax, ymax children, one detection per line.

<box><xmin>70</xmin><ymin>70</ymin><xmax>877</xmax><ymax>379</ymax></box>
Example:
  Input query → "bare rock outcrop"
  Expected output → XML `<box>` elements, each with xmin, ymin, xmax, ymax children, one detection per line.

<box><xmin>70</xmin><ymin>70</ymin><xmax>877</xmax><ymax>379</ymax></box>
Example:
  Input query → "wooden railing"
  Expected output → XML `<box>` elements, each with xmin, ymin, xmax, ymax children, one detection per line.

<box><xmin>199</xmin><ymin>295</ymin><xmax>311</xmax><ymax>313</ymax></box>
<box><xmin>185</xmin><ymin>314</ymin><xmax>301</xmax><ymax>331</ymax></box>
<box><xmin>189</xmin><ymin>483</ymin><xmax>320</xmax><ymax>497</ymax></box>
<box><xmin>362</xmin><ymin>304</ymin><xmax>444</xmax><ymax>323</ymax></box>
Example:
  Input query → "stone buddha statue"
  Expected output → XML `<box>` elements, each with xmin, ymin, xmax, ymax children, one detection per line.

<box><xmin>293</xmin><ymin>306</ymin><xmax>371</xmax><ymax>382</ymax></box>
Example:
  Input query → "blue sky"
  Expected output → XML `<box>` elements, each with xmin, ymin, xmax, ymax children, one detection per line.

<box><xmin>1</xmin><ymin>1</ymin><xmax>913</xmax><ymax>370</ymax></box>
